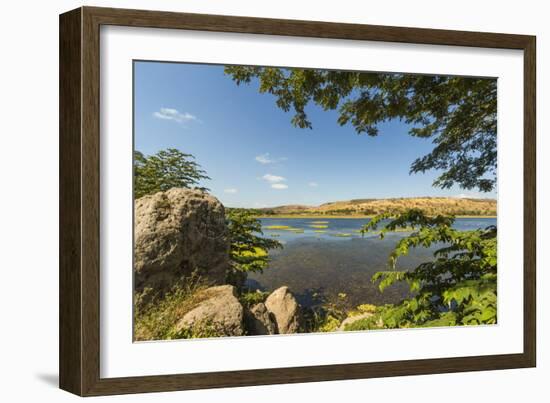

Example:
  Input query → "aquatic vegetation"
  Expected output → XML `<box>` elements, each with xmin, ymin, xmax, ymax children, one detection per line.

<box><xmin>310</xmin><ymin>221</ymin><xmax>329</xmax><ymax>224</ymax></box>
<box><xmin>310</xmin><ymin>224</ymin><xmax>328</xmax><ymax>229</ymax></box>
<box><xmin>332</xmin><ymin>233</ymin><xmax>353</xmax><ymax>237</ymax></box>
<box><xmin>252</xmin><ymin>216</ymin><xmax>496</xmax><ymax>318</ymax></box>
<box><xmin>264</xmin><ymin>225</ymin><xmax>304</xmax><ymax>233</ymax></box>
<box><xmin>313</xmin><ymin>230</ymin><xmax>327</xmax><ymax>233</ymax></box>
<box><xmin>265</xmin><ymin>225</ymin><xmax>292</xmax><ymax>230</ymax></box>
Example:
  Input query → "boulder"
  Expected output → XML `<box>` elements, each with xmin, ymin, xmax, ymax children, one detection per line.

<box><xmin>134</xmin><ymin>188</ymin><xmax>230</xmax><ymax>294</ymax></box>
<box><xmin>175</xmin><ymin>285</ymin><xmax>244</xmax><ymax>337</ymax></box>
<box><xmin>245</xmin><ymin>303</ymin><xmax>277</xmax><ymax>335</ymax></box>
<box><xmin>265</xmin><ymin>286</ymin><xmax>302</xmax><ymax>334</ymax></box>
<box><xmin>338</xmin><ymin>312</ymin><xmax>374</xmax><ymax>331</ymax></box>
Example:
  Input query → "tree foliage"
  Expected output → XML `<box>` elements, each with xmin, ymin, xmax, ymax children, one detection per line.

<box><xmin>345</xmin><ymin>209</ymin><xmax>497</xmax><ymax>330</ymax></box>
<box><xmin>225</xmin><ymin>67</ymin><xmax>497</xmax><ymax>192</ymax></box>
<box><xmin>134</xmin><ymin>148</ymin><xmax>210</xmax><ymax>198</ymax></box>
<box><xmin>226</xmin><ymin>209</ymin><xmax>282</xmax><ymax>285</ymax></box>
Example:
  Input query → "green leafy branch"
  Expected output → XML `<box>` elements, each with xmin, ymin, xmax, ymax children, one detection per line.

<box><xmin>227</xmin><ymin>209</ymin><xmax>282</xmax><ymax>275</ymax></box>
<box><xmin>347</xmin><ymin>209</ymin><xmax>497</xmax><ymax>330</ymax></box>
<box><xmin>225</xmin><ymin>67</ymin><xmax>497</xmax><ymax>192</ymax></box>
<box><xmin>134</xmin><ymin>148</ymin><xmax>210</xmax><ymax>198</ymax></box>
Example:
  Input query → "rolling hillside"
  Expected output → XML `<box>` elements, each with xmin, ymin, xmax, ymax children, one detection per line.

<box><xmin>259</xmin><ymin>197</ymin><xmax>496</xmax><ymax>217</ymax></box>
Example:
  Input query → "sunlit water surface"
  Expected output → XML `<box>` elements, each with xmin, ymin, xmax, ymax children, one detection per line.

<box><xmin>247</xmin><ymin>217</ymin><xmax>496</xmax><ymax>308</ymax></box>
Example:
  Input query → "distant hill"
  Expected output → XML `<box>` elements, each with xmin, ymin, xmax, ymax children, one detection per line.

<box><xmin>259</xmin><ymin>197</ymin><xmax>496</xmax><ymax>217</ymax></box>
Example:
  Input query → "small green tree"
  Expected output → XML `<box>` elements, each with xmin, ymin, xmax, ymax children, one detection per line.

<box><xmin>225</xmin><ymin>67</ymin><xmax>497</xmax><ymax>192</ymax></box>
<box><xmin>134</xmin><ymin>148</ymin><xmax>210</xmax><ymax>198</ymax></box>
<box><xmin>226</xmin><ymin>209</ymin><xmax>282</xmax><ymax>286</ymax></box>
<box><xmin>345</xmin><ymin>209</ymin><xmax>497</xmax><ymax>330</ymax></box>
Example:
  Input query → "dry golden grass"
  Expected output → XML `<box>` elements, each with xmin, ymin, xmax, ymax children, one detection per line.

<box><xmin>134</xmin><ymin>280</ymin><xmax>212</xmax><ymax>341</ymax></box>
<box><xmin>262</xmin><ymin>197</ymin><xmax>496</xmax><ymax>217</ymax></box>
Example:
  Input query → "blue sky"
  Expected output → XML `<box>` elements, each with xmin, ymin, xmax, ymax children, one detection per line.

<box><xmin>134</xmin><ymin>61</ymin><xmax>496</xmax><ymax>208</ymax></box>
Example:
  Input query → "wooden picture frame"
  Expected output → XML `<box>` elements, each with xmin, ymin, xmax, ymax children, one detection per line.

<box><xmin>59</xmin><ymin>6</ymin><xmax>536</xmax><ymax>396</ymax></box>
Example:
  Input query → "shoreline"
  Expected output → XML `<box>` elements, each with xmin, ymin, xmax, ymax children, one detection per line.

<box><xmin>254</xmin><ymin>214</ymin><xmax>497</xmax><ymax>219</ymax></box>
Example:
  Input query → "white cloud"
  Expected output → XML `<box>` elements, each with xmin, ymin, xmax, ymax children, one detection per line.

<box><xmin>271</xmin><ymin>183</ymin><xmax>288</xmax><ymax>190</ymax></box>
<box><xmin>255</xmin><ymin>153</ymin><xmax>287</xmax><ymax>165</ymax></box>
<box><xmin>255</xmin><ymin>153</ymin><xmax>273</xmax><ymax>164</ymax></box>
<box><xmin>224</xmin><ymin>188</ymin><xmax>238</xmax><ymax>194</ymax></box>
<box><xmin>262</xmin><ymin>174</ymin><xmax>286</xmax><ymax>183</ymax></box>
<box><xmin>153</xmin><ymin>108</ymin><xmax>197</xmax><ymax>124</ymax></box>
<box><xmin>308</xmin><ymin>182</ymin><xmax>318</xmax><ymax>187</ymax></box>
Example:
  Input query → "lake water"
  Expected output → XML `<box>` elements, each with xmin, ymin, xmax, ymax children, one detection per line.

<box><xmin>247</xmin><ymin>217</ymin><xmax>496</xmax><ymax>309</ymax></box>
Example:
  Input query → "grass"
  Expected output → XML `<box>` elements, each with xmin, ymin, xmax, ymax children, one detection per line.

<box><xmin>166</xmin><ymin>320</ymin><xmax>222</xmax><ymax>340</ymax></box>
<box><xmin>134</xmin><ymin>278</ymin><xmax>213</xmax><ymax>341</ymax></box>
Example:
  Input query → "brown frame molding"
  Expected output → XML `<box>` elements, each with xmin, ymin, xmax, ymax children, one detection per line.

<box><xmin>59</xmin><ymin>6</ymin><xmax>536</xmax><ymax>396</ymax></box>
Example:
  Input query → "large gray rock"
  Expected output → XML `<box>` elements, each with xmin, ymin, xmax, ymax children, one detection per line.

<box><xmin>175</xmin><ymin>285</ymin><xmax>244</xmax><ymax>337</ymax></box>
<box><xmin>245</xmin><ymin>303</ymin><xmax>277</xmax><ymax>335</ymax></box>
<box><xmin>265</xmin><ymin>286</ymin><xmax>302</xmax><ymax>334</ymax></box>
<box><xmin>134</xmin><ymin>188</ymin><xmax>229</xmax><ymax>294</ymax></box>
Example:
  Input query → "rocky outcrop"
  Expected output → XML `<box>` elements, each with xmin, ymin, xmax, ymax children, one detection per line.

<box><xmin>134</xmin><ymin>188</ymin><xmax>229</xmax><ymax>294</ymax></box>
<box><xmin>166</xmin><ymin>285</ymin><xmax>304</xmax><ymax>338</ymax></box>
<box><xmin>265</xmin><ymin>286</ymin><xmax>302</xmax><ymax>334</ymax></box>
<box><xmin>245</xmin><ymin>303</ymin><xmax>277</xmax><ymax>335</ymax></box>
<box><xmin>175</xmin><ymin>285</ymin><xmax>244</xmax><ymax>337</ymax></box>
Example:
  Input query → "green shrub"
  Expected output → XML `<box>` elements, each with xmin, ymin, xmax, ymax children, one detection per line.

<box><xmin>238</xmin><ymin>290</ymin><xmax>270</xmax><ymax>308</ymax></box>
<box><xmin>226</xmin><ymin>209</ymin><xmax>282</xmax><ymax>287</ymax></box>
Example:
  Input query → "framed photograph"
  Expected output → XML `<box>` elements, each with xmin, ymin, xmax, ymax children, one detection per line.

<box><xmin>59</xmin><ymin>6</ymin><xmax>536</xmax><ymax>396</ymax></box>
